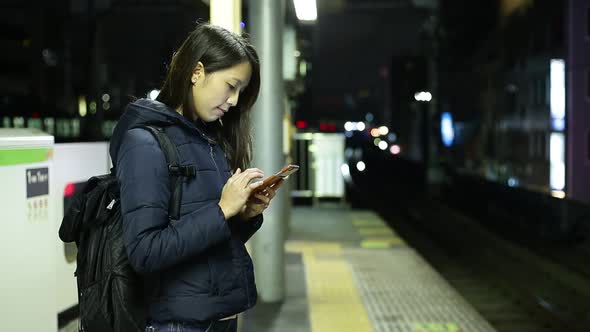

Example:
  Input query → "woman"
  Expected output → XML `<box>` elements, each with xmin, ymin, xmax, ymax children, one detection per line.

<box><xmin>108</xmin><ymin>23</ymin><xmax>278</xmax><ymax>332</ymax></box>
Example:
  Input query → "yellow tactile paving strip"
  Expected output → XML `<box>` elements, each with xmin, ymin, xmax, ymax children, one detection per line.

<box><xmin>353</xmin><ymin>216</ymin><xmax>406</xmax><ymax>249</ymax></box>
<box><xmin>358</xmin><ymin>227</ymin><xmax>395</xmax><ymax>236</ymax></box>
<box><xmin>286</xmin><ymin>208</ymin><xmax>496</xmax><ymax>332</ymax></box>
<box><xmin>346</xmin><ymin>248</ymin><xmax>497</xmax><ymax>332</ymax></box>
<box><xmin>286</xmin><ymin>241</ymin><xmax>374</xmax><ymax>332</ymax></box>
<box><xmin>349</xmin><ymin>211</ymin><xmax>495</xmax><ymax>332</ymax></box>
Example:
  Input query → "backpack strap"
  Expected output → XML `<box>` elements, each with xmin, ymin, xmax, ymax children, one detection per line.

<box><xmin>136</xmin><ymin>125</ymin><xmax>196</xmax><ymax>221</ymax></box>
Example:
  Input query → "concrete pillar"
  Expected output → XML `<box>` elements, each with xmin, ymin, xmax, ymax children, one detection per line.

<box><xmin>210</xmin><ymin>0</ymin><xmax>242</xmax><ymax>33</ymax></box>
<box><xmin>249</xmin><ymin>0</ymin><xmax>287</xmax><ymax>302</ymax></box>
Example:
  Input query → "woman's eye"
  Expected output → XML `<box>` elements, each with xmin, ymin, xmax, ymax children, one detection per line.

<box><xmin>227</xmin><ymin>84</ymin><xmax>236</xmax><ymax>90</ymax></box>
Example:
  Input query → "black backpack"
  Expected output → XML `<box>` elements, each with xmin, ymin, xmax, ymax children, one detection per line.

<box><xmin>58</xmin><ymin>125</ymin><xmax>196</xmax><ymax>332</ymax></box>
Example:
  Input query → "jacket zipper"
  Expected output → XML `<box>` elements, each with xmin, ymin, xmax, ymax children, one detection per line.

<box><xmin>210</xmin><ymin>145</ymin><xmax>222</xmax><ymax>181</ymax></box>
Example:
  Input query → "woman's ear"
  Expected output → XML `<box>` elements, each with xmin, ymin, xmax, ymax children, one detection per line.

<box><xmin>192</xmin><ymin>61</ymin><xmax>205</xmax><ymax>83</ymax></box>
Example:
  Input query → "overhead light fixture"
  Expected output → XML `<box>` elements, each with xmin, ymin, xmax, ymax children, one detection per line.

<box><xmin>293</xmin><ymin>0</ymin><xmax>317</xmax><ymax>21</ymax></box>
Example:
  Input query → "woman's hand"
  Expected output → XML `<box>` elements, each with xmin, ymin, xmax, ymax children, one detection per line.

<box><xmin>239</xmin><ymin>179</ymin><xmax>283</xmax><ymax>220</ymax></box>
<box><xmin>218</xmin><ymin>168</ymin><xmax>265</xmax><ymax>219</ymax></box>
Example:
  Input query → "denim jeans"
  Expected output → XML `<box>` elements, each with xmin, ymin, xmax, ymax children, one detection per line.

<box><xmin>145</xmin><ymin>318</ymin><xmax>237</xmax><ymax>332</ymax></box>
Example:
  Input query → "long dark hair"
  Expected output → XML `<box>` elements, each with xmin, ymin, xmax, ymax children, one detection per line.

<box><xmin>157</xmin><ymin>23</ymin><xmax>260</xmax><ymax>171</ymax></box>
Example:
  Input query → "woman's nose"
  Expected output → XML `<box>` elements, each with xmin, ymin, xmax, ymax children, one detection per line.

<box><xmin>227</xmin><ymin>91</ymin><xmax>240</xmax><ymax>107</ymax></box>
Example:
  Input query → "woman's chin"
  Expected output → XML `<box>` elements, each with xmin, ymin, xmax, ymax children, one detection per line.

<box><xmin>201</xmin><ymin>115</ymin><xmax>219</xmax><ymax>123</ymax></box>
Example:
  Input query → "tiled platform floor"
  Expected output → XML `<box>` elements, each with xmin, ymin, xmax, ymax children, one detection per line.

<box><xmin>243</xmin><ymin>206</ymin><xmax>496</xmax><ymax>332</ymax></box>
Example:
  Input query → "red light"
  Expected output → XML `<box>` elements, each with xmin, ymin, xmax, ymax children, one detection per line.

<box><xmin>328</xmin><ymin>124</ymin><xmax>336</xmax><ymax>132</ymax></box>
<box><xmin>319</xmin><ymin>123</ymin><xmax>328</xmax><ymax>131</ymax></box>
<box><xmin>31</xmin><ymin>112</ymin><xmax>40</xmax><ymax>119</ymax></box>
<box><xmin>64</xmin><ymin>183</ymin><xmax>76</xmax><ymax>197</ymax></box>
<box><xmin>296</xmin><ymin>120</ymin><xmax>307</xmax><ymax>129</ymax></box>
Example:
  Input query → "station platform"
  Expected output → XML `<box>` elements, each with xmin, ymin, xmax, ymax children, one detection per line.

<box><xmin>59</xmin><ymin>205</ymin><xmax>497</xmax><ymax>332</ymax></box>
<box><xmin>242</xmin><ymin>205</ymin><xmax>497</xmax><ymax>332</ymax></box>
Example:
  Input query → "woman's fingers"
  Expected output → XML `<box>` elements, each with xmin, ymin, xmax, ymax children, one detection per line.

<box><xmin>236</xmin><ymin>168</ymin><xmax>264</xmax><ymax>188</ymax></box>
<box><xmin>265</xmin><ymin>186</ymin><xmax>277</xmax><ymax>199</ymax></box>
<box><xmin>253</xmin><ymin>194</ymin><xmax>270</xmax><ymax>205</ymax></box>
<box><xmin>228</xmin><ymin>168</ymin><xmax>242</xmax><ymax>184</ymax></box>
<box><xmin>235</xmin><ymin>168</ymin><xmax>261</xmax><ymax>179</ymax></box>
<box><xmin>249</xmin><ymin>181</ymin><xmax>265</xmax><ymax>191</ymax></box>
<box><xmin>270</xmin><ymin>179</ymin><xmax>284</xmax><ymax>191</ymax></box>
<box><xmin>232</xmin><ymin>168</ymin><xmax>242</xmax><ymax>177</ymax></box>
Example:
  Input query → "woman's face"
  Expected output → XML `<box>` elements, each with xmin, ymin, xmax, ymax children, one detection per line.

<box><xmin>190</xmin><ymin>61</ymin><xmax>252</xmax><ymax>122</ymax></box>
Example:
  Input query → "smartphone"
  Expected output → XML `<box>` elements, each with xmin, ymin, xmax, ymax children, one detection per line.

<box><xmin>253</xmin><ymin>165</ymin><xmax>299</xmax><ymax>193</ymax></box>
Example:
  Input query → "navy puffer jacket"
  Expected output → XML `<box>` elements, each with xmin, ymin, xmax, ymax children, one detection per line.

<box><xmin>109</xmin><ymin>98</ymin><xmax>262</xmax><ymax>324</ymax></box>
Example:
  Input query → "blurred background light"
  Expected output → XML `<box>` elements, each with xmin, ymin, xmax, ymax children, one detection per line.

<box><xmin>390</xmin><ymin>144</ymin><xmax>401</xmax><ymax>155</ymax></box>
<box><xmin>293</xmin><ymin>0</ymin><xmax>317</xmax><ymax>21</ymax></box>
<box><xmin>441</xmin><ymin>112</ymin><xmax>455</xmax><ymax>147</ymax></box>
<box><xmin>356</xmin><ymin>161</ymin><xmax>366</xmax><ymax>172</ymax></box>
